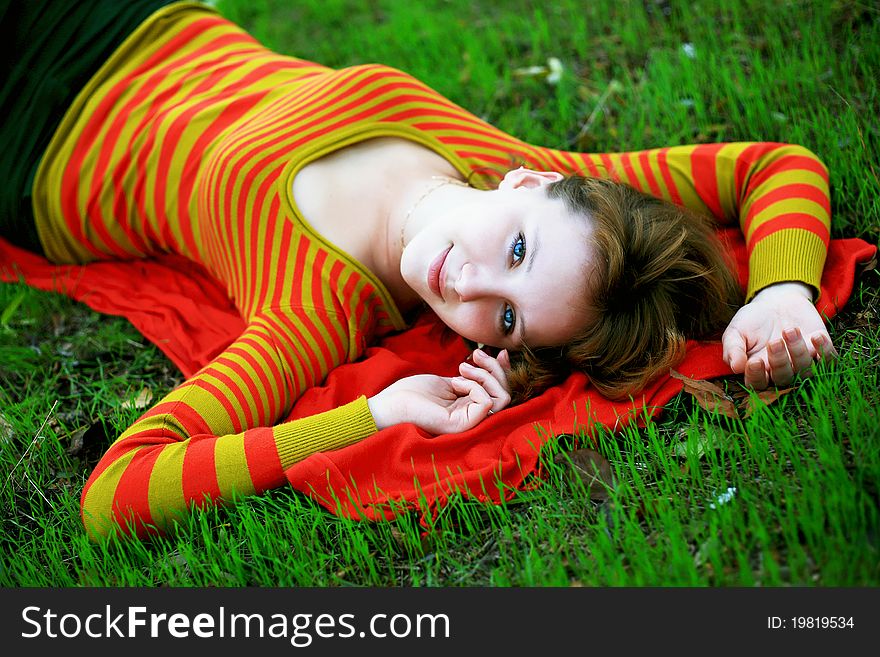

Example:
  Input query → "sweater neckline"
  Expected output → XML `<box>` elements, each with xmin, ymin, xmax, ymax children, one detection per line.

<box><xmin>281</xmin><ymin>122</ymin><xmax>482</xmax><ymax>332</ymax></box>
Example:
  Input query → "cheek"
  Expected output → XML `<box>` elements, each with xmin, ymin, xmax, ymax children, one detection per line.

<box><xmin>400</xmin><ymin>239</ymin><xmax>433</xmax><ymax>290</ymax></box>
<box><xmin>433</xmin><ymin>301</ymin><xmax>496</xmax><ymax>343</ymax></box>
<box><xmin>399</xmin><ymin>247</ymin><xmax>419</xmax><ymax>286</ymax></box>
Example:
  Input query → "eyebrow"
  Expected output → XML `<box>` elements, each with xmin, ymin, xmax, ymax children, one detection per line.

<box><xmin>518</xmin><ymin>227</ymin><xmax>539</xmax><ymax>345</ymax></box>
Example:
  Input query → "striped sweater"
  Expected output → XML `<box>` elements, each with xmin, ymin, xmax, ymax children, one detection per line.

<box><xmin>31</xmin><ymin>3</ymin><xmax>830</xmax><ymax>539</ymax></box>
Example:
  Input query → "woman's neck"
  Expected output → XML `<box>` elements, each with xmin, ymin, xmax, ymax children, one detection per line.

<box><xmin>359</xmin><ymin>140</ymin><xmax>472</xmax><ymax>311</ymax></box>
<box><xmin>290</xmin><ymin>136</ymin><xmax>472</xmax><ymax>313</ymax></box>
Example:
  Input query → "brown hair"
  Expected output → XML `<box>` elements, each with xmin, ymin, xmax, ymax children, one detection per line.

<box><xmin>506</xmin><ymin>175</ymin><xmax>743</xmax><ymax>402</ymax></box>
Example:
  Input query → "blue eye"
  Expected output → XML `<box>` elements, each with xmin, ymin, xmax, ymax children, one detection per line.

<box><xmin>501</xmin><ymin>304</ymin><xmax>516</xmax><ymax>335</ymax></box>
<box><xmin>500</xmin><ymin>233</ymin><xmax>525</xmax><ymax>336</ymax></box>
<box><xmin>510</xmin><ymin>233</ymin><xmax>526</xmax><ymax>264</ymax></box>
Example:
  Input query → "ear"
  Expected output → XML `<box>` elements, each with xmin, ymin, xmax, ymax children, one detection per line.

<box><xmin>498</xmin><ymin>166</ymin><xmax>564</xmax><ymax>191</ymax></box>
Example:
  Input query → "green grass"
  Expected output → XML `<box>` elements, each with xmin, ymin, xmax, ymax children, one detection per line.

<box><xmin>1</xmin><ymin>0</ymin><xmax>878</xmax><ymax>586</ymax></box>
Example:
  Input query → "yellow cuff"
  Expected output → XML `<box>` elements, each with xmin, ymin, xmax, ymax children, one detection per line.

<box><xmin>274</xmin><ymin>396</ymin><xmax>377</xmax><ymax>469</ymax></box>
<box><xmin>746</xmin><ymin>229</ymin><xmax>826</xmax><ymax>302</ymax></box>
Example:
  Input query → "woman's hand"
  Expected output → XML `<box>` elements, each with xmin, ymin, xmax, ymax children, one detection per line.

<box><xmin>458</xmin><ymin>348</ymin><xmax>512</xmax><ymax>413</ymax></box>
<box><xmin>721</xmin><ymin>282</ymin><xmax>838</xmax><ymax>389</ymax></box>
<box><xmin>368</xmin><ymin>373</ymin><xmax>502</xmax><ymax>435</ymax></box>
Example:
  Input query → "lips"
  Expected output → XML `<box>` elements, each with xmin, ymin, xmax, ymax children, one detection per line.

<box><xmin>427</xmin><ymin>245</ymin><xmax>452</xmax><ymax>300</ymax></box>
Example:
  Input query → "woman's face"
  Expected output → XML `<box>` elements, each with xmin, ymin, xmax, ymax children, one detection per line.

<box><xmin>400</xmin><ymin>169</ymin><xmax>595</xmax><ymax>351</ymax></box>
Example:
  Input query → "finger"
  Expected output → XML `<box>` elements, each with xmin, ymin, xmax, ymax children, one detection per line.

<box><xmin>744</xmin><ymin>356</ymin><xmax>769</xmax><ymax>390</ymax></box>
<box><xmin>459</xmin><ymin>362</ymin><xmax>511</xmax><ymax>410</ymax></box>
<box><xmin>449</xmin><ymin>375</ymin><xmax>491</xmax><ymax>405</ymax></box>
<box><xmin>449</xmin><ymin>377</ymin><xmax>493</xmax><ymax>424</ymax></box>
<box><xmin>472</xmin><ymin>348</ymin><xmax>511</xmax><ymax>386</ymax></box>
<box><xmin>458</xmin><ymin>362</ymin><xmax>496</xmax><ymax>392</ymax></box>
<box><xmin>721</xmin><ymin>327</ymin><xmax>748</xmax><ymax>373</ymax></box>
<box><xmin>767</xmin><ymin>338</ymin><xmax>795</xmax><ymax>387</ymax></box>
<box><xmin>497</xmin><ymin>349</ymin><xmax>511</xmax><ymax>371</ymax></box>
<box><xmin>782</xmin><ymin>327</ymin><xmax>814</xmax><ymax>377</ymax></box>
<box><xmin>811</xmin><ymin>333</ymin><xmax>839</xmax><ymax>361</ymax></box>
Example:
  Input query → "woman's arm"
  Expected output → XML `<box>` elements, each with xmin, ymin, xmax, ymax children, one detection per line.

<box><xmin>81</xmin><ymin>311</ymin><xmax>377</xmax><ymax>540</ymax></box>
<box><xmin>82</xmin><ymin>310</ymin><xmax>507</xmax><ymax>540</ymax></box>
<box><xmin>538</xmin><ymin>141</ymin><xmax>832</xmax><ymax>387</ymax></box>
<box><xmin>652</xmin><ymin>142</ymin><xmax>830</xmax><ymax>302</ymax></box>
<box><xmin>536</xmin><ymin>142</ymin><xmax>830</xmax><ymax>301</ymax></box>
<box><xmin>653</xmin><ymin>142</ymin><xmax>833</xmax><ymax>386</ymax></box>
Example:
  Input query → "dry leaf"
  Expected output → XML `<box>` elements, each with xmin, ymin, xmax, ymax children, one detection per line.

<box><xmin>555</xmin><ymin>448</ymin><xmax>615</xmax><ymax>501</ymax></box>
<box><xmin>389</xmin><ymin>526</ymin><xmax>406</xmax><ymax>550</ymax></box>
<box><xmin>856</xmin><ymin>251</ymin><xmax>877</xmax><ymax>277</ymax></box>
<box><xmin>740</xmin><ymin>387</ymin><xmax>793</xmax><ymax>418</ymax></box>
<box><xmin>389</xmin><ymin>526</ymin><xmax>433</xmax><ymax>555</ymax></box>
<box><xmin>66</xmin><ymin>426</ymin><xmax>86</xmax><ymax>456</ymax></box>
<box><xmin>670</xmin><ymin>369</ymin><xmax>739</xmax><ymax>418</ymax></box>
<box><xmin>730</xmin><ymin>389</ymin><xmax>752</xmax><ymax>401</ymax></box>
<box><xmin>121</xmin><ymin>387</ymin><xmax>153</xmax><ymax>410</ymax></box>
<box><xmin>670</xmin><ymin>369</ymin><xmax>727</xmax><ymax>395</ymax></box>
<box><xmin>0</xmin><ymin>413</ymin><xmax>14</xmax><ymax>444</ymax></box>
<box><xmin>674</xmin><ymin>426</ymin><xmax>737</xmax><ymax>459</ymax></box>
<box><xmin>66</xmin><ymin>423</ymin><xmax>111</xmax><ymax>461</ymax></box>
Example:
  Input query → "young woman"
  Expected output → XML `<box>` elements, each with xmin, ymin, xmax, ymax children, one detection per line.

<box><xmin>1</xmin><ymin>0</ymin><xmax>836</xmax><ymax>539</ymax></box>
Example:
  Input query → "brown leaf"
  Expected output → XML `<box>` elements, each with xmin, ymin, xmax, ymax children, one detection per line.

<box><xmin>670</xmin><ymin>369</ymin><xmax>726</xmax><ymax>395</ymax></box>
<box><xmin>121</xmin><ymin>387</ymin><xmax>153</xmax><ymax>410</ymax></box>
<box><xmin>0</xmin><ymin>413</ymin><xmax>14</xmax><ymax>445</ymax></box>
<box><xmin>65</xmin><ymin>423</ymin><xmax>111</xmax><ymax>462</ymax></box>
<box><xmin>555</xmin><ymin>448</ymin><xmax>615</xmax><ymax>501</ymax></box>
<box><xmin>730</xmin><ymin>389</ymin><xmax>752</xmax><ymax>401</ymax></box>
<box><xmin>670</xmin><ymin>369</ymin><xmax>739</xmax><ymax>418</ymax></box>
<box><xmin>66</xmin><ymin>426</ymin><xmax>86</xmax><ymax>456</ymax></box>
<box><xmin>740</xmin><ymin>387</ymin><xmax>793</xmax><ymax>418</ymax></box>
<box><xmin>856</xmin><ymin>251</ymin><xmax>877</xmax><ymax>277</ymax></box>
<box><xmin>389</xmin><ymin>526</ymin><xmax>406</xmax><ymax>550</ymax></box>
<box><xmin>389</xmin><ymin>526</ymin><xmax>433</xmax><ymax>555</ymax></box>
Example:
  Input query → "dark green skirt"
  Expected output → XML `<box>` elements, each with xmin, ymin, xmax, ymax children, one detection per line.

<box><xmin>0</xmin><ymin>0</ymin><xmax>178</xmax><ymax>255</ymax></box>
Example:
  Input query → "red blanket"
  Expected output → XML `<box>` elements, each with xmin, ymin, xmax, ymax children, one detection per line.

<box><xmin>1</xmin><ymin>230</ymin><xmax>875</xmax><ymax>522</ymax></box>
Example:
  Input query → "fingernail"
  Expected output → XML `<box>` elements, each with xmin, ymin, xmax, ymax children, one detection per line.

<box><xmin>814</xmin><ymin>334</ymin><xmax>826</xmax><ymax>345</ymax></box>
<box><xmin>783</xmin><ymin>328</ymin><xmax>798</xmax><ymax>341</ymax></box>
<box><xmin>769</xmin><ymin>340</ymin><xmax>784</xmax><ymax>354</ymax></box>
<box><xmin>475</xmin><ymin>349</ymin><xmax>486</xmax><ymax>357</ymax></box>
<box><xmin>748</xmin><ymin>361</ymin><xmax>763</xmax><ymax>372</ymax></box>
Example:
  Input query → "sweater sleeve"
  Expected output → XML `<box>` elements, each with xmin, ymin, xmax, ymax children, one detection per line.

<box><xmin>80</xmin><ymin>308</ymin><xmax>376</xmax><ymax>541</ymax></box>
<box><xmin>543</xmin><ymin>142</ymin><xmax>831</xmax><ymax>302</ymax></box>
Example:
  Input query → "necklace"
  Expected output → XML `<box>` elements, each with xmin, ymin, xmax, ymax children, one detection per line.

<box><xmin>400</xmin><ymin>175</ymin><xmax>469</xmax><ymax>249</ymax></box>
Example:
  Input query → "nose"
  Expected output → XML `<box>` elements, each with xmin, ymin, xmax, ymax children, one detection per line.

<box><xmin>454</xmin><ymin>262</ymin><xmax>499</xmax><ymax>302</ymax></box>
